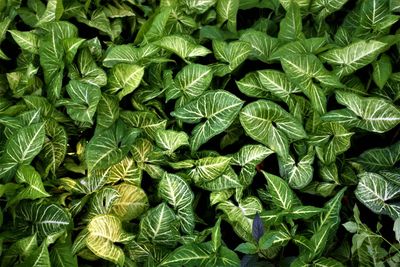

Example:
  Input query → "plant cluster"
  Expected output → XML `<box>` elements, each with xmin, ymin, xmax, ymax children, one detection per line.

<box><xmin>0</xmin><ymin>0</ymin><xmax>400</xmax><ymax>266</ymax></box>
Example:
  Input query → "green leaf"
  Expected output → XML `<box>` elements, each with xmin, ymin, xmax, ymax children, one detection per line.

<box><xmin>154</xmin><ymin>130</ymin><xmax>189</xmax><ymax>153</ymax></box>
<box><xmin>352</xmin><ymin>141</ymin><xmax>400</xmax><ymax>171</ymax></box>
<box><xmin>103</xmin><ymin>44</ymin><xmax>160</xmax><ymax>68</ymax></box>
<box><xmin>212</xmin><ymin>40</ymin><xmax>252</xmax><ymax>76</ymax></box>
<box><xmin>355</xmin><ymin>172</ymin><xmax>400</xmax><ymax>220</ymax></box>
<box><xmin>155</xmin><ymin>35</ymin><xmax>211</xmax><ymax>60</ymax></box>
<box><xmin>279</xmin><ymin>148</ymin><xmax>315</xmax><ymax>189</ymax></box>
<box><xmin>188</xmin><ymin>156</ymin><xmax>231</xmax><ymax>183</ymax></box>
<box><xmin>159</xmin><ymin>173</ymin><xmax>194</xmax><ymax>211</ymax></box>
<box><xmin>240</xmin><ymin>29</ymin><xmax>279</xmax><ymax>63</ymax></box>
<box><xmin>18</xmin><ymin>240</ymin><xmax>50</xmax><ymax>267</ymax></box>
<box><xmin>111</xmin><ymin>183</ymin><xmax>149</xmax><ymax>221</ymax></box>
<box><xmin>87</xmin><ymin>215</ymin><xmax>132</xmax><ymax>267</ymax></box>
<box><xmin>234</xmin><ymin>242</ymin><xmax>257</xmax><ymax>254</ymax></box>
<box><xmin>97</xmin><ymin>94</ymin><xmax>120</xmax><ymax>128</ymax></box>
<box><xmin>335</xmin><ymin>91</ymin><xmax>400</xmax><ymax>133</ymax></box>
<box><xmin>16</xmin><ymin>202</ymin><xmax>71</xmax><ymax>240</ymax></box>
<box><xmin>0</xmin><ymin>123</ymin><xmax>45</xmax><ymax>180</ymax></box>
<box><xmin>165</xmin><ymin>64</ymin><xmax>213</xmax><ymax>102</ymax></box>
<box><xmin>108</xmin><ymin>64</ymin><xmax>144</xmax><ymax>99</ymax></box>
<box><xmin>86</xmin><ymin>122</ymin><xmax>141</xmax><ymax>172</ymax></box>
<box><xmin>171</xmin><ymin>90</ymin><xmax>244</xmax><ymax>151</ymax></box>
<box><xmin>231</xmin><ymin>144</ymin><xmax>274</xmax><ymax>186</ymax></box>
<box><xmin>50</xmin><ymin>240</ymin><xmax>78</xmax><ymax>267</ymax></box>
<box><xmin>236</xmin><ymin>71</ymin><xmax>270</xmax><ymax>98</ymax></box>
<box><xmin>36</xmin><ymin>0</ymin><xmax>63</xmax><ymax>26</ymax></box>
<box><xmin>138</xmin><ymin>203</ymin><xmax>179</xmax><ymax>247</ymax></box>
<box><xmin>121</xmin><ymin>111</ymin><xmax>167</xmax><ymax>139</ymax></box>
<box><xmin>313</xmin><ymin>257</ymin><xmax>345</xmax><ymax>267</ymax></box>
<box><xmin>240</xmin><ymin>100</ymin><xmax>306</xmax><ymax>157</ymax></box>
<box><xmin>320</xmin><ymin>40</ymin><xmax>387</xmax><ymax>77</ymax></box>
<box><xmin>159</xmin><ymin>243</ymin><xmax>212</xmax><ymax>266</ymax></box>
<box><xmin>278</xmin><ymin>1</ymin><xmax>303</xmax><ymax>42</ymax></box>
<box><xmin>373</xmin><ymin>54</ymin><xmax>392</xmax><ymax>89</ymax></box>
<box><xmin>258</xmin><ymin>70</ymin><xmax>301</xmax><ymax>102</ymax></box>
<box><xmin>216</xmin><ymin>0</ymin><xmax>239</xmax><ymax>32</ymax></box>
<box><xmin>108</xmin><ymin>157</ymin><xmax>142</xmax><ymax>186</ymax></box>
<box><xmin>262</xmin><ymin>171</ymin><xmax>300</xmax><ymax>210</ymax></box>
<box><xmin>217</xmin><ymin>197</ymin><xmax>262</xmax><ymax>241</ymax></box>
<box><xmin>8</xmin><ymin>165</ymin><xmax>50</xmax><ymax>206</ymax></box>
<box><xmin>40</xmin><ymin>120</ymin><xmax>67</xmax><ymax>177</ymax></box>
<box><xmin>311</xmin><ymin>122</ymin><xmax>353</xmax><ymax>164</ymax></box>
<box><xmin>281</xmin><ymin>54</ymin><xmax>342</xmax><ymax>113</ymax></box>
<box><xmin>63</xmin><ymin>80</ymin><xmax>101</xmax><ymax>124</ymax></box>
<box><xmin>9</xmin><ymin>30</ymin><xmax>39</xmax><ymax>54</ymax></box>
<box><xmin>259</xmin><ymin>230</ymin><xmax>291</xmax><ymax>249</ymax></box>
<box><xmin>287</xmin><ymin>206</ymin><xmax>323</xmax><ymax>220</ymax></box>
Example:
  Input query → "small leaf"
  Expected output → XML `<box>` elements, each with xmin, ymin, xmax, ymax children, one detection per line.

<box><xmin>108</xmin><ymin>64</ymin><xmax>144</xmax><ymax>99</ymax></box>
<box><xmin>234</xmin><ymin>242</ymin><xmax>258</xmax><ymax>254</ymax></box>
<box><xmin>154</xmin><ymin>130</ymin><xmax>189</xmax><ymax>153</ymax></box>
<box><xmin>278</xmin><ymin>1</ymin><xmax>304</xmax><ymax>42</ymax></box>
<box><xmin>355</xmin><ymin>172</ymin><xmax>400</xmax><ymax>219</ymax></box>
<box><xmin>252</xmin><ymin>213</ymin><xmax>264</xmax><ymax>242</ymax></box>
<box><xmin>335</xmin><ymin>91</ymin><xmax>400</xmax><ymax>133</ymax></box>
<box><xmin>240</xmin><ymin>100</ymin><xmax>306</xmax><ymax>157</ymax></box>
<box><xmin>155</xmin><ymin>35</ymin><xmax>211</xmax><ymax>60</ymax></box>
<box><xmin>320</xmin><ymin>40</ymin><xmax>387</xmax><ymax>77</ymax></box>
<box><xmin>262</xmin><ymin>171</ymin><xmax>300</xmax><ymax>210</ymax></box>
<box><xmin>216</xmin><ymin>0</ymin><xmax>239</xmax><ymax>32</ymax></box>
<box><xmin>171</xmin><ymin>90</ymin><xmax>243</xmax><ymax>151</ymax></box>
<box><xmin>64</xmin><ymin>80</ymin><xmax>101</xmax><ymax>124</ymax></box>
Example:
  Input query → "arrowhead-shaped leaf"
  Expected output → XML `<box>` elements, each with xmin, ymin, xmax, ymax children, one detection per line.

<box><xmin>171</xmin><ymin>90</ymin><xmax>243</xmax><ymax>151</ymax></box>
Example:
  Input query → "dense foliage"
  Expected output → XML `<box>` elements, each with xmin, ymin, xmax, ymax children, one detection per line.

<box><xmin>0</xmin><ymin>0</ymin><xmax>400</xmax><ymax>266</ymax></box>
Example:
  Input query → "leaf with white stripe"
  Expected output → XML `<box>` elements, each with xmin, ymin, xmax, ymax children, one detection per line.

<box><xmin>97</xmin><ymin>94</ymin><xmax>120</xmax><ymax>128</ymax></box>
<box><xmin>0</xmin><ymin>123</ymin><xmax>45</xmax><ymax>180</ymax></box>
<box><xmin>188</xmin><ymin>156</ymin><xmax>231</xmax><ymax>183</ymax></box>
<box><xmin>155</xmin><ymin>35</ymin><xmax>211</xmax><ymax>60</ymax></box>
<box><xmin>64</xmin><ymin>80</ymin><xmax>101</xmax><ymax>124</ymax></box>
<box><xmin>231</xmin><ymin>144</ymin><xmax>274</xmax><ymax>186</ymax></box>
<box><xmin>86</xmin><ymin>122</ymin><xmax>141</xmax><ymax>172</ymax></box>
<box><xmin>15</xmin><ymin>202</ymin><xmax>71</xmax><ymax>240</ymax></box>
<box><xmin>159</xmin><ymin>243</ymin><xmax>212</xmax><ymax>266</ymax></box>
<box><xmin>216</xmin><ymin>0</ymin><xmax>239</xmax><ymax>32</ymax></box>
<box><xmin>310</xmin><ymin>122</ymin><xmax>354</xmax><ymax>164</ymax></box>
<box><xmin>154</xmin><ymin>130</ymin><xmax>189</xmax><ymax>154</ymax></box>
<box><xmin>111</xmin><ymin>183</ymin><xmax>149</xmax><ymax>221</ymax></box>
<box><xmin>165</xmin><ymin>64</ymin><xmax>213</xmax><ymax>102</ymax></box>
<box><xmin>258</xmin><ymin>70</ymin><xmax>301</xmax><ymax>102</ymax></box>
<box><xmin>87</xmin><ymin>215</ymin><xmax>132</xmax><ymax>267</ymax></box>
<box><xmin>103</xmin><ymin>43</ymin><xmax>160</xmax><ymax>68</ymax></box>
<box><xmin>240</xmin><ymin>100</ymin><xmax>306</xmax><ymax>158</ymax></box>
<box><xmin>159</xmin><ymin>173</ymin><xmax>195</xmax><ymax>234</ymax></box>
<box><xmin>352</xmin><ymin>141</ymin><xmax>400</xmax><ymax>172</ymax></box>
<box><xmin>108</xmin><ymin>64</ymin><xmax>144</xmax><ymax>99</ymax></box>
<box><xmin>212</xmin><ymin>40</ymin><xmax>251</xmax><ymax>76</ymax></box>
<box><xmin>355</xmin><ymin>172</ymin><xmax>400</xmax><ymax>220</ymax></box>
<box><xmin>320</xmin><ymin>40</ymin><xmax>387</xmax><ymax>77</ymax></box>
<box><xmin>171</xmin><ymin>90</ymin><xmax>244</xmax><ymax>151</ymax></box>
<box><xmin>279</xmin><ymin>148</ymin><xmax>314</xmax><ymax>189</ymax></box>
<box><xmin>262</xmin><ymin>171</ymin><xmax>300</xmax><ymax>210</ymax></box>
<box><xmin>335</xmin><ymin>91</ymin><xmax>400</xmax><ymax>133</ymax></box>
<box><xmin>8</xmin><ymin>165</ymin><xmax>50</xmax><ymax>206</ymax></box>
<box><xmin>239</xmin><ymin>29</ymin><xmax>279</xmax><ymax>63</ymax></box>
<box><xmin>138</xmin><ymin>203</ymin><xmax>179</xmax><ymax>247</ymax></box>
<box><xmin>9</xmin><ymin>30</ymin><xmax>39</xmax><ymax>54</ymax></box>
<box><xmin>278</xmin><ymin>1</ymin><xmax>303</xmax><ymax>42</ymax></box>
<box><xmin>40</xmin><ymin>120</ymin><xmax>67</xmax><ymax>177</ymax></box>
<box><xmin>281</xmin><ymin>54</ymin><xmax>342</xmax><ymax>113</ymax></box>
<box><xmin>121</xmin><ymin>111</ymin><xmax>167</xmax><ymax>139</ymax></box>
